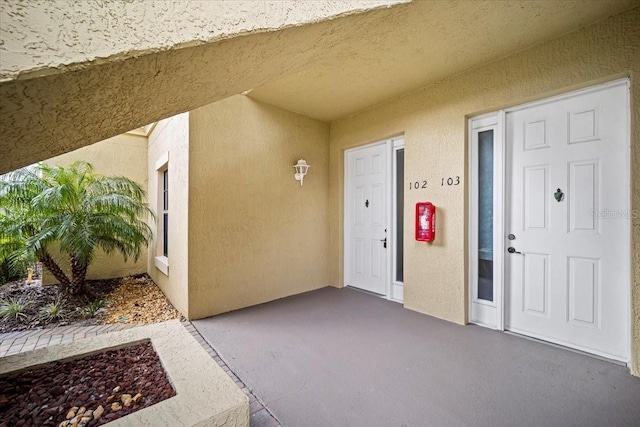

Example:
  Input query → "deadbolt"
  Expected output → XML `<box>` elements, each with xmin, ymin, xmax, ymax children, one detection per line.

<box><xmin>508</xmin><ymin>234</ymin><xmax>516</xmax><ymax>240</ymax></box>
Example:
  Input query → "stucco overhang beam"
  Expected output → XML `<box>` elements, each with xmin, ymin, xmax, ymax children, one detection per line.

<box><xmin>0</xmin><ymin>0</ymin><xmax>408</xmax><ymax>174</ymax></box>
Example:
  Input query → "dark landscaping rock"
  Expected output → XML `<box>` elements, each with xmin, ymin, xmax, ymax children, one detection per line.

<box><xmin>0</xmin><ymin>342</ymin><xmax>175</xmax><ymax>426</ymax></box>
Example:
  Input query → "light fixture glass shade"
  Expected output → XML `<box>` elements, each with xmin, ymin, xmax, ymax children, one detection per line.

<box><xmin>293</xmin><ymin>159</ymin><xmax>310</xmax><ymax>186</ymax></box>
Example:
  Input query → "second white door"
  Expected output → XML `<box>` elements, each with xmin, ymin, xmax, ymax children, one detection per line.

<box><xmin>505</xmin><ymin>81</ymin><xmax>629</xmax><ymax>361</ymax></box>
<box><xmin>345</xmin><ymin>143</ymin><xmax>388</xmax><ymax>295</ymax></box>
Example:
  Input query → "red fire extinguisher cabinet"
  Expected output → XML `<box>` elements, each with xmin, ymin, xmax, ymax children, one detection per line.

<box><xmin>415</xmin><ymin>202</ymin><xmax>436</xmax><ymax>242</ymax></box>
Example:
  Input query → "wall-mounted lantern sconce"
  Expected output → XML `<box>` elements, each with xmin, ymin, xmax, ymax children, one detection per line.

<box><xmin>293</xmin><ymin>159</ymin><xmax>310</xmax><ymax>186</ymax></box>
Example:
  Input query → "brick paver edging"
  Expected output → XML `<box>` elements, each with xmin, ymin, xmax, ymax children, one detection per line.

<box><xmin>0</xmin><ymin>322</ymin><xmax>282</xmax><ymax>427</ymax></box>
<box><xmin>182</xmin><ymin>322</ymin><xmax>282</xmax><ymax>427</ymax></box>
<box><xmin>0</xmin><ymin>323</ymin><xmax>140</xmax><ymax>357</ymax></box>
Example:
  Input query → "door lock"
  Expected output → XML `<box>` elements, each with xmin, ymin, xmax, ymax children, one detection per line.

<box><xmin>507</xmin><ymin>247</ymin><xmax>522</xmax><ymax>254</ymax></box>
<box><xmin>380</xmin><ymin>237</ymin><xmax>387</xmax><ymax>249</ymax></box>
<box><xmin>365</xmin><ymin>199</ymin><xmax>369</xmax><ymax>208</ymax></box>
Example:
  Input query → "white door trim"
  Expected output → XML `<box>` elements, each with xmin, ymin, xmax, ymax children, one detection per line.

<box><xmin>344</xmin><ymin>137</ymin><xmax>403</xmax><ymax>302</ymax></box>
<box><xmin>504</xmin><ymin>79</ymin><xmax>629</xmax><ymax>113</ymax></box>
<box><xmin>391</xmin><ymin>137</ymin><xmax>405</xmax><ymax>302</ymax></box>
<box><xmin>468</xmin><ymin>113</ymin><xmax>505</xmax><ymax>329</ymax></box>
<box><xmin>468</xmin><ymin>78</ymin><xmax>631</xmax><ymax>361</ymax></box>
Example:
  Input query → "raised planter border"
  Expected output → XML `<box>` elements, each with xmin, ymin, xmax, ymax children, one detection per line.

<box><xmin>0</xmin><ymin>320</ymin><xmax>249</xmax><ymax>427</ymax></box>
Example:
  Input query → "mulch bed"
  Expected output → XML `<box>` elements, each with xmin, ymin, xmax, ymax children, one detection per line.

<box><xmin>104</xmin><ymin>277</ymin><xmax>182</xmax><ymax>325</ymax></box>
<box><xmin>0</xmin><ymin>341</ymin><xmax>175</xmax><ymax>427</ymax></box>
<box><xmin>0</xmin><ymin>274</ymin><xmax>183</xmax><ymax>334</ymax></box>
<box><xmin>0</xmin><ymin>278</ymin><xmax>121</xmax><ymax>334</ymax></box>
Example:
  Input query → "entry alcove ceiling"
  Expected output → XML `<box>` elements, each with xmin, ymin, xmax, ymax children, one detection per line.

<box><xmin>247</xmin><ymin>0</ymin><xmax>640</xmax><ymax>122</ymax></box>
<box><xmin>1</xmin><ymin>0</ymin><xmax>638</xmax><ymax>173</ymax></box>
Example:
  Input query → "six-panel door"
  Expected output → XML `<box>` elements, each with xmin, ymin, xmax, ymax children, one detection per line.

<box><xmin>345</xmin><ymin>143</ymin><xmax>388</xmax><ymax>295</ymax></box>
<box><xmin>505</xmin><ymin>82</ymin><xmax>629</xmax><ymax>361</ymax></box>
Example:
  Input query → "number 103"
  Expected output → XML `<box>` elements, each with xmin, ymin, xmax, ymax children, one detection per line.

<box><xmin>441</xmin><ymin>176</ymin><xmax>460</xmax><ymax>186</ymax></box>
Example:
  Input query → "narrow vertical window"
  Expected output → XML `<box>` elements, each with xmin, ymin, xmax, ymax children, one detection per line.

<box><xmin>395</xmin><ymin>149</ymin><xmax>404</xmax><ymax>283</ymax></box>
<box><xmin>162</xmin><ymin>169</ymin><xmax>168</xmax><ymax>257</ymax></box>
<box><xmin>469</xmin><ymin>114</ymin><xmax>501</xmax><ymax>328</ymax></box>
<box><xmin>477</xmin><ymin>130</ymin><xmax>494</xmax><ymax>301</ymax></box>
<box><xmin>154</xmin><ymin>152</ymin><xmax>170</xmax><ymax>275</ymax></box>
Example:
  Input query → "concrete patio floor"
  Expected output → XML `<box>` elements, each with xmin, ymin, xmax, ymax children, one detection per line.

<box><xmin>193</xmin><ymin>287</ymin><xmax>640</xmax><ymax>427</ymax></box>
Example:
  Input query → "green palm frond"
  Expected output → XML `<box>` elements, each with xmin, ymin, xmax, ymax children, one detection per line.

<box><xmin>0</xmin><ymin>161</ymin><xmax>154</xmax><ymax>295</ymax></box>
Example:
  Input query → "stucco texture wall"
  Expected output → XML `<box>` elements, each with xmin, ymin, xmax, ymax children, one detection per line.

<box><xmin>0</xmin><ymin>0</ymin><xmax>404</xmax><ymax>82</ymax></box>
<box><xmin>329</xmin><ymin>9</ymin><xmax>640</xmax><ymax>373</ymax></box>
<box><xmin>42</xmin><ymin>134</ymin><xmax>148</xmax><ymax>283</ymax></box>
<box><xmin>188</xmin><ymin>96</ymin><xmax>330</xmax><ymax>319</ymax></box>
<box><xmin>147</xmin><ymin>114</ymin><xmax>190</xmax><ymax>317</ymax></box>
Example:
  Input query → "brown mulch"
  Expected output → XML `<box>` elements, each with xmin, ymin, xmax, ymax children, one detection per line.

<box><xmin>0</xmin><ymin>341</ymin><xmax>175</xmax><ymax>427</ymax></box>
<box><xmin>0</xmin><ymin>274</ymin><xmax>183</xmax><ymax>334</ymax></box>
<box><xmin>104</xmin><ymin>275</ymin><xmax>182</xmax><ymax>325</ymax></box>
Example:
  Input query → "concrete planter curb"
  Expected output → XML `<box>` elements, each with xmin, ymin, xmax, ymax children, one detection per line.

<box><xmin>0</xmin><ymin>320</ymin><xmax>249</xmax><ymax>427</ymax></box>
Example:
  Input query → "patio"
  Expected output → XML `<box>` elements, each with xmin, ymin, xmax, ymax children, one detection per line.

<box><xmin>194</xmin><ymin>287</ymin><xmax>640</xmax><ymax>427</ymax></box>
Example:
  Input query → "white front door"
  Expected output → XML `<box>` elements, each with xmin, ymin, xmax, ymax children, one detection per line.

<box><xmin>345</xmin><ymin>142</ymin><xmax>388</xmax><ymax>295</ymax></box>
<box><xmin>505</xmin><ymin>82</ymin><xmax>630</xmax><ymax>361</ymax></box>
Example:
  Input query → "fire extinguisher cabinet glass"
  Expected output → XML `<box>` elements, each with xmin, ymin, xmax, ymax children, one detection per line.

<box><xmin>415</xmin><ymin>202</ymin><xmax>435</xmax><ymax>242</ymax></box>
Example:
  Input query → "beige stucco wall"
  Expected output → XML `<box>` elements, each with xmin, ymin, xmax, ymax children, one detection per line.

<box><xmin>329</xmin><ymin>9</ymin><xmax>640</xmax><ymax>373</ymax></box>
<box><xmin>147</xmin><ymin>114</ymin><xmax>190</xmax><ymax>317</ymax></box>
<box><xmin>187</xmin><ymin>96</ymin><xmax>330</xmax><ymax>319</ymax></box>
<box><xmin>43</xmin><ymin>134</ymin><xmax>148</xmax><ymax>283</ymax></box>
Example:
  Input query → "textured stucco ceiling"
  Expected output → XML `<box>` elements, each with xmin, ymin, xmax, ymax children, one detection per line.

<box><xmin>247</xmin><ymin>0</ymin><xmax>640</xmax><ymax>122</ymax></box>
<box><xmin>1</xmin><ymin>0</ymin><xmax>638</xmax><ymax>173</ymax></box>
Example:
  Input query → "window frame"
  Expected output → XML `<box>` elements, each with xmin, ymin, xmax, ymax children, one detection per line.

<box><xmin>154</xmin><ymin>152</ymin><xmax>170</xmax><ymax>276</ymax></box>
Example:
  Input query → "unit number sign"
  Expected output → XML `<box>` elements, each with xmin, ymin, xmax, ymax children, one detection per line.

<box><xmin>408</xmin><ymin>176</ymin><xmax>460</xmax><ymax>190</ymax></box>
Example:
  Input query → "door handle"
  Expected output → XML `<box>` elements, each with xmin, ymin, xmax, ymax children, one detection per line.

<box><xmin>507</xmin><ymin>247</ymin><xmax>522</xmax><ymax>254</ymax></box>
<box><xmin>380</xmin><ymin>237</ymin><xmax>387</xmax><ymax>249</ymax></box>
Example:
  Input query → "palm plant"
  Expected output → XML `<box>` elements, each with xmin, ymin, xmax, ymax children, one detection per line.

<box><xmin>0</xmin><ymin>161</ymin><xmax>153</xmax><ymax>296</ymax></box>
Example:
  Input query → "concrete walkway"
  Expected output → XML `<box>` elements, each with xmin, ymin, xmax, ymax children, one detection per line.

<box><xmin>193</xmin><ymin>286</ymin><xmax>640</xmax><ymax>427</ymax></box>
<box><xmin>0</xmin><ymin>322</ymin><xmax>281</xmax><ymax>427</ymax></box>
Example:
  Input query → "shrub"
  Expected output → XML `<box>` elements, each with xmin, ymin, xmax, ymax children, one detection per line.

<box><xmin>83</xmin><ymin>297</ymin><xmax>106</xmax><ymax>318</ymax></box>
<box><xmin>0</xmin><ymin>257</ymin><xmax>27</xmax><ymax>286</ymax></box>
<box><xmin>0</xmin><ymin>296</ymin><xmax>32</xmax><ymax>321</ymax></box>
<box><xmin>39</xmin><ymin>298</ymin><xmax>69</xmax><ymax>323</ymax></box>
